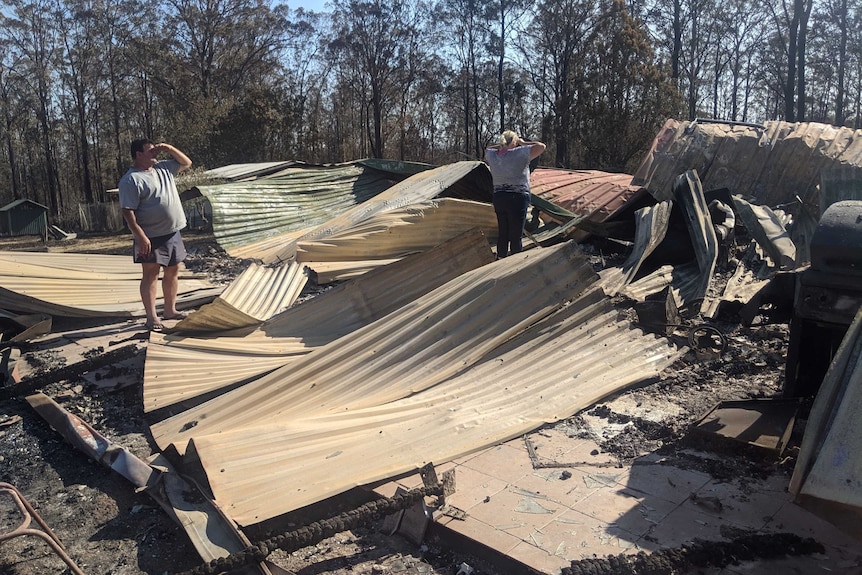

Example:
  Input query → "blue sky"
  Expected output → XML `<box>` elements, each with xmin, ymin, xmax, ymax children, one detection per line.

<box><xmin>291</xmin><ymin>0</ymin><xmax>330</xmax><ymax>12</ymax></box>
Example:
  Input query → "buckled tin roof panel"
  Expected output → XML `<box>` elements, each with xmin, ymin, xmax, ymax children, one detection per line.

<box><xmin>149</xmin><ymin>242</ymin><xmax>599</xmax><ymax>455</ymax></box>
<box><xmin>0</xmin><ymin>252</ymin><xmax>219</xmax><ymax>317</ymax></box>
<box><xmin>203</xmin><ymin>162</ymin><xmax>300</xmax><ymax>182</ymax></box>
<box><xmin>142</xmin><ymin>229</ymin><xmax>495</xmax><ymax>412</ymax></box>
<box><xmin>267</xmin><ymin>161</ymin><xmax>491</xmax><ymax>263</ymax></box>
<box><xmin>190</xmin><ymin>160</ymin><xmax>456</xmax><ymax>263</ymax></box>
<box><xmin>792</xmin><ymin>307</ymin><xmax>862</xmax><ymax>538</ymax></box>
<box><xmin>170</xmin><ymin>262</ymin><xmax>309</xmax><ymax>334</ymax></box>
<box><xmin>633</xmin><ymin>119</ymin><xmax>862</xmax><ymax>211</ymax></box>
<box><xmin>180</xmin><ymin>288</ymin><xmax>684</xmax><ymax>525</ymax></box>
<box><xmin>296</xmin><ymin>198</ymin><xmax>497</xmax><ymax>283</ymax></box>
<box><xmin>598</xmin><ymin>201</ymin><xmax>673</xmax><ymax>296</ymax></box>
<box><xmin>531</xmin><ymin>169</ymin><xmax>638</xmax><ymax>218</ymax></box>
<box><xmin>189</xmin><ymin>164</ymin><xmax>397</xmax><ymax>256</ymax></box>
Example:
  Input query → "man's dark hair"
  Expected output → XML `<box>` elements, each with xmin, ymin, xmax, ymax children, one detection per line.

<box><xmin>130</xmin><ymin>138</ymin><xmax>154</xmax><ymax>159</ymax></box>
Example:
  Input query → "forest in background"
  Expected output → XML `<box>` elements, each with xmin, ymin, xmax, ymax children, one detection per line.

<box><xmin>0</xmin><ymin>0</ymin><xmax>859</xmax><ymax>226</ymax></box>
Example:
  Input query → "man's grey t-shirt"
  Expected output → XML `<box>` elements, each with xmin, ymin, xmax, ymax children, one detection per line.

<box><xmin>118</xmin><ymin>159</ymin><xmax>187</xmax><ymax>237</ymax></box>
<box><xmin>485</xmin><ymin>146</ymin><xmax>532</xmax><ymax>190</ymax></box>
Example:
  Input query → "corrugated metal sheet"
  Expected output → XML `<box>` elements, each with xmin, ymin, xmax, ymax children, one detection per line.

<box><xmin>203</xmin><ymin>159</ymin><xmax>435</xmax><ymax>183</ymax></box>
<box><xmin>170</xmin><ymin>262</ymin><xmax>308</xmax><ymax>334</ymax></box>
<box><xmin>188</xmin><ymin>164</ymin><xmax>396</xmax><ymax>258</ymax></box>
<box><xmin>221</xmin><ymin>229</ymin><xmax>310</xmax><ymax>262</ymax></box>
<box><xmin>0</xmin><ymin>252</ymin><xmax>219</xmax><ymax>317</ymax></box>
<box><xmin>633</xmin><ymin>119</ymin><xmax>862</xmax><ymax>212</ymax></box>
<box><xmin>149</xmin><ymin>242</ymin><xmax>600</xmax><ymax>455</ymax></box>
<box><xmin>531</xmin><ymin>169</ymin><xmax>637</xmax><ymax>219</ymax></box>
<box><xmin>303</xmin><ymin>259</ymin><xmax>401</xmax><ymax>284</ymax></box>
<box><xmin>0</xmin><ymin>251</ymin><xmax>143</xmax><ymax>277</ymax></box>
<box><xmin>142</xmin><ymin>229</ymin><xmax>495</xmax><ymax>412</ymax></box>
<box><xmin>296</xmin><ymin>198</ymin><xmax>497</xmax><ymax>283</ymax></box>
<box><xmin>276</xmin><ymin>161</ymin><xmax>490</xmax><ymax>264</ymax></box>
<box><xmin>521</xmin><ymin>169</ymin><xmax>646</xmax><ymax>244</ymax></box>
<box><xmin>176</xmin><ymin>288</ymin><xmax>683</xmax><ymax>526</ymax></box>
<box><xmin>791</xmin><ymin>307</ymin><xmax>862</xmax><ymax>539</ymax></box>
<box><xmin>613</xmin><ymin>171</ymin><xmax>717</xmax><ymax>311</ymax></box>
<box><xmin>598</xmin><ymin>201</ymin><xmax>672</xmax><ymax>295</ymax></box>
<box><xmin>190</xmin><ymin>161</ymin><xmax>490</xmax><ymax>264</ymax></box>
<box><xmin>732</xmin><ymin>197</ymin><xmax>797</xmax><ymax>269</ymax></box>
<box><xmin>203</xmin><ymin>162</ymin><xmax>300</xmax><ymax>182</ymax></box>
<box><xmin>675</xmin><ymin>171</ymin><xmax>718</xmax><ymax>308</ymax></box>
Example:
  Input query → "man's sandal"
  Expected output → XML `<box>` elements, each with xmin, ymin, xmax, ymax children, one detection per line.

<box><xmin>163</xmin><ymin>312</ymin><xmax>188</xmax><ymax>321</ymax></box>
<box><xmin>144</xmin><ymin>321</ymin><xmax>165</xmax><ymax>332</ymax></box>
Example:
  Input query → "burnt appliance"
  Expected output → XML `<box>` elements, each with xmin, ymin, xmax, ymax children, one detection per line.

<box><xmin>785</xmin><ymin>200</ymin><xmax>862</xmax><ymax>397</ymax></box>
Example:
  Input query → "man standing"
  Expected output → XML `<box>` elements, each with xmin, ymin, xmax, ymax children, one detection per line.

<box><xmin>118</xmin><ymin>139</ymin><xmax>192</xmax><ymax>331</ymax></box>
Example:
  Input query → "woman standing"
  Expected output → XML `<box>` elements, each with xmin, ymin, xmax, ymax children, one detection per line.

<box><xmin>485</xmin><ymin>130</ymin><xmax>546</xmax><ymax>258</ymax></box>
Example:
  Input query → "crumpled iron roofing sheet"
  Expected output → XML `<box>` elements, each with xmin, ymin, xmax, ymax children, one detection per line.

<box><xmin>170</xmin><ymin>262</ymin><xmax>309</xmax><ymax>334</ymax></box>
<box><xmin>674</xmin><ymin>171</ymin><xmax>718</xmax><ymax>308</ymax></box>
<box><xmin>189</xmin><ymin>163</ymin><xmax>397</xmax><ymax>259</ymax></box>
<box><xmin>732</xmin><ymin>197</ymin><xmax>797</xmax><ymax>269</ymax></box>
<box><xmin>598</xmin><ymin>201</ymin><xmax>672</xmax><ymax>296</ymax></box>
<box><xmin>149</xmin><ymin>242</ymin><xmax>598</xmax><ymax>455</ymax></box>
<box><xmin>189</xmin><ymin>160</ymin><xmax>446</xmax><ymax>263</ymax></box>
<box><xmin>0</xmin><ymin>251</ymin><xmax>143</xmax><ymax>278</ymax></box>
<box><xmin>203</xmin><ymin>162</ymin><xmax>300</xmax><ymax>182</ymax></box>
<box><xmin>296</xmin><ymin>198</ymin><xmax>497</xmax><ymax>283</ymax></box>
<box><xmin>301</xmin><ymin>259</ymin><xmax>401</xmax><ymax>284</ymax></box>
<box><xmin>178</xmin><ymin>288</ymin><xmax>684</xmax><ymax>525</ymax></box>
<box><xmin>269</xmin><ymin>161</ymin><xmax>492</xmax><ymax>264</ymax></box>
<box><xmin>0</xmin><ymin>252</ymin><xmax>219</xmax><ymax>317</ymax></box>
<box><xmin>633</xmin><ymin>119</ymin><xmax>862</xmax><ymax>212</ymax></box>
<box><xmin>199</xmin><ymin>161</ymin><xmax>492</xmax><ymax>264</ymax></box>
<box><xmin>531</xmin><ymin>168</ymin><xmax>638</xmax><ymax>222</ymax></box>
<box><xmin>142</xmin><ymin>229</ymin><xmax>495</xmax><ymax>412</ymax></box>
<box><xmin>791</xmin><ymin>307</ymin><xmax>862</xmax><ymax>539</ymax></box>
<box><xmin>615</xmin><ymin>171</ymin><xmax>717</xmax><ymax>311</ymax></box>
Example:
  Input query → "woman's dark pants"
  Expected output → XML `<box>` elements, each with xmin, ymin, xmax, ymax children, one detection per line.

<box><xmin>493</xmin><ymin>191</ymin><xmax>531</xmax><ymax>258</ymax></box>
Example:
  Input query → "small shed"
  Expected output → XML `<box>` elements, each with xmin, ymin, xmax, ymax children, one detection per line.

<box><xmin>0</xmin><ymin>199</ymin><xmax>49</xmax><ymax>237</ymax></box>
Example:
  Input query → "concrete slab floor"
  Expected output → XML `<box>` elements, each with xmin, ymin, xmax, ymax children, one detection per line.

<box><xmin>387</xmin><ymin>436</ymin><xmax>862</xmax><ymax>575</ymax></box>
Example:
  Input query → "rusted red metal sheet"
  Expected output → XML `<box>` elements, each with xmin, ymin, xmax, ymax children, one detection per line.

<box><xmin>531</xmin><ymin>169</ymin><xmax>637</xmax><ymax>215</ymax></box>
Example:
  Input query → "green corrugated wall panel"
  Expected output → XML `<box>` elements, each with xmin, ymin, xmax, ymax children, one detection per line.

<box><xmin>194</xmin><ymin>165</ymin><xmax>397</xmax><ymax>251</ymax></box>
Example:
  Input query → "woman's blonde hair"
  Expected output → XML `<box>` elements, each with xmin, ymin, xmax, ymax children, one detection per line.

<box><xmin>500</xmin><ymin>130</ymin><xmax>519</xmax><ymax>147</ymax></box>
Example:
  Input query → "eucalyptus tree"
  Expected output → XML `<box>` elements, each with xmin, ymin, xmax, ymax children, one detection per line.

<box><xmin>410</xmin><ymin>56</ymin><xmax>450</xmax><ymax>163</ymax></box>
<box><xmin>121</xmin><ymin>1</ymin><xmax>171</xmax><ymax>143</ymax></box>
<box><xmin>577</xmin><ymin>0</ymin><xmax>681</xmax><ymax>171</ymax></box>
<box><xmin>810</xmin><ymin>0</ymin><xmax>861</xmax><ymax>125</ymax></box>
<box><xmin>848</xmin><ymin>0</ymin><xmax>862</xmax><ymax>128</ymax></box>
<box><xmin>327</xmin><ymin>55</ymin><xmax>371</xmax><ymax>160</ymax></box>
<box><xmin>717</xmin><ymin>0</ymin><xmax>766</xmax><ymax>122</ymax></box>
<box><xmin>0</xmin><ymin>52</ymin><xmax>25</xmax><ymax>202</ymax></box>
<box><xmin>436</xmin><ymin>0</ymin><xmax>495</xmax><ymax>159</ymax></box>
<box><xmin>681</xmin><ymin>0</ymin><xmax>719</xmax><ymax>118</ymax></box>
<box><xmin>1</xmin><ymin>0</ymin><xmax>63</xmax><ymax>213</ymax></box>
<box><xmin>529</xmin><ymin>0</ymin><xmax>601</xmax><ymax>167</ymax></box>
<box><xmin>390</xmin><ymin>3</ymin><xmax>426</xmax><ymax>161</ymax></box>
<box><xmin>643</xmin><ymin>0</ymin><xmax>727</xmax><ymax>119</ymax></box>
<box><xmin>142</xmin><ymin>0</ymin><xmax>291</xmax><ymax>163</ymax></box>
<box><xmin>91</xmin><ymin>0</ymin><xmax>134</xmax><ymax>179</ymax></box>
<box><xmin>328</xmin><ymin>0</ymin><xmax>423</xmax><ymax>159</ymax></box>
<box><xmin>486</xmin><ymin>0</ymin><xmax>531</xmax><ymax>133</ymax></box>
<box><xmin>762</xmin><ymin>0</ymin><xmax>815</xmax><ymax>120</ymax></box>
<box><xmin>279</xmin><ymin>9</ymin><xmax>330</xmax><ymax>160</ymax></box>
<box><xmin>832</xmin><ymin>0</ymin><xmax>852</xmax><ymax>125</ymax></box>
<box><xmin>53</xmin><ymin>0</ymin><xmax>102</xmax><ymax>204</ymax></box>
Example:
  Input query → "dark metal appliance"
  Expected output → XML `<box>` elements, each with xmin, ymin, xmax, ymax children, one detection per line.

<box><xmin>785</xmin><ymin>200</ymin><xmax>862</xmax><ymax>397</ymax></box>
